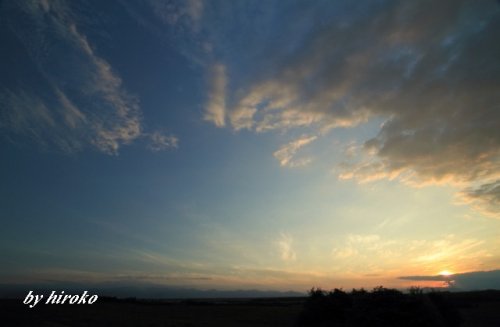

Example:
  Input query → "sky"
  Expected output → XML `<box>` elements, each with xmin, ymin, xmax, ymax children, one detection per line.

<box><xmin>1</xmin><ymin>0</ymin><xmax>500</xmax><ymax>294</ymax></box>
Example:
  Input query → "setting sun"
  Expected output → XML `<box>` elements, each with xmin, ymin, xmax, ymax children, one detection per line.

<box><xmin>439</xmin><ymin>270</ymin><xmax>454</xmax><ymax>276</ymax></box>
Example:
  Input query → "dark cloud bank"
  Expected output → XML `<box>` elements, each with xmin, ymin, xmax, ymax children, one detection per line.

<box><xmin>400</xmin><ymin>269</ymin><xmax>500</xmax><ymax>290</ymax></box>
<box><xmin>204</xmin><ymin>0</ymin><xmax>500</xmax><ymax>218</ymax></box>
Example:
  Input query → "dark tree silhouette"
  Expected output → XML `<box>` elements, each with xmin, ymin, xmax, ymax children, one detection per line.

<box><xmin>298</xmin><ymin>286</ymin><xmax>462</xmax><ymax>327</ymax></box>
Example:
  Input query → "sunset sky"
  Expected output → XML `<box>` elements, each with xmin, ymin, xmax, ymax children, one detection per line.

<box><xmin>1</xmin><ymin>0</ymin><xmax>499</xmax><ymax>293</ymax></box>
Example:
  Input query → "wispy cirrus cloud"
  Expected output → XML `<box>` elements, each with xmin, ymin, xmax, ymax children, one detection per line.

<box><xmin>204</xmin><ymin>64</ymin><xmax>227</xmax><ymax>127</ymax></box>
<box><xmin>202</xmin><ymin>0</ymin><xmax>500</xmax><ymax>217</ymax></box>
<box><xmin>277</xmin><ymin>233</ymin><xmax>297</xmax><ymax>262</ymax></box>
<box><xmin>331</xmin><ymin>233</ymin><xmax>491</xmax><ymax>275</ymax></box>
<box><xmin>273</xmin><ymin>135</ymin><xmax>317</xmax><ymax>168</ymax></box>
<box><xmin>148</xmin><ymin>0</ymin><xmax>204</xmax><ymax>27</ymax></box>
<box><xmin>147</xmin><ymin>131</ymin><xmax>179</xmax><ymax>152</ymax></box>
<box><xmin>186</xmin><ymin>0</ymin><xmax>204</xmax><ymax>24</ymax></box>
<box><xmin>0</xmin><ymin>0</ymin><xmax>176</xmax><ymax>154</ymax></box>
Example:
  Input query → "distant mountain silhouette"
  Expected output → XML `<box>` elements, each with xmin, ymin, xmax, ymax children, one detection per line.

<box><xmin>0</xmin><ymin>282</ymin><xmax>304</xmax><ymax>299</ymax></box>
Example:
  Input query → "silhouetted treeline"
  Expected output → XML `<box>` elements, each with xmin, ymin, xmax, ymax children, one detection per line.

<box><xmin>298</xmin><ymin>286</ymin><xmax>462</xmax><ymax>327</ymax></box>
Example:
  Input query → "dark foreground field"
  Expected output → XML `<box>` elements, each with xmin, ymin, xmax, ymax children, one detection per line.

<box><xmin>1</xmin><ymin>297</ymin><xmax>303</xmax><ymax>327</ymax></box>
<box><xmin>1</xmin><ymin>290</ymin><xmax>499</xmax><ymax>326</ymax></box>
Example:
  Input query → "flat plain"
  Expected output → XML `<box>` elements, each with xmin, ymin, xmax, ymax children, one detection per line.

<box><xmin>1</xmin><ymin>291</ymin><xmax>499</xmax><ymax>326</ymax></box>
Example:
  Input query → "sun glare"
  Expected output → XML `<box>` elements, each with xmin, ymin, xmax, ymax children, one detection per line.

<box><xmin>439</xmin><ymin>270</ymin><xmax>453</xmax><ymax>276</ymax></box>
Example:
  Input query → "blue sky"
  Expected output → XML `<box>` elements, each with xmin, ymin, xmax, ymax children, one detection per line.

<box><xmin>1</xmin><ymin>0</ymin><xmax>500</xmax><ymax>292</ymax></box>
